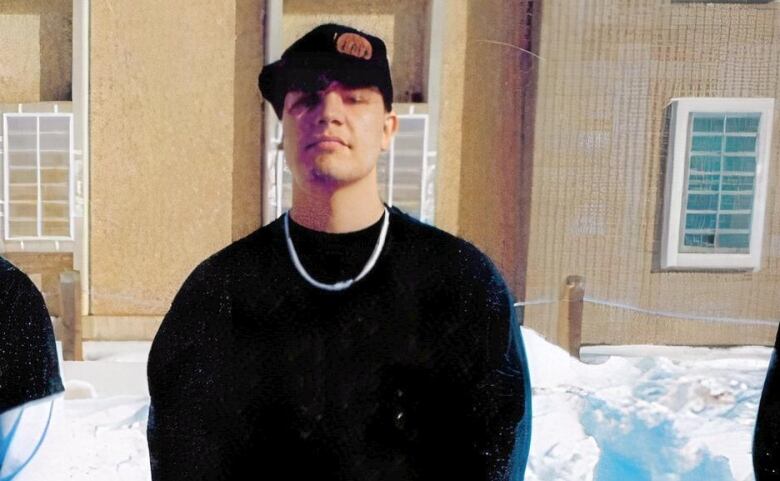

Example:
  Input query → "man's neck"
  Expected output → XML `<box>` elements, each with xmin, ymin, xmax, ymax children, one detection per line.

<box><xmin>290</xmin><ymin>179</ymin><xmax>385</xmax><ymax>234</ymax></box>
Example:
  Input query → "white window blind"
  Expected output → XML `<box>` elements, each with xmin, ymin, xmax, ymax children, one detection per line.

<box><xmin>2</xmin><ymin>113</ymin><xmax>74</xmax><ymax>241</ymax></box>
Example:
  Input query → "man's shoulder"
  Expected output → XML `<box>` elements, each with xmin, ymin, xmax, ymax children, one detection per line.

<box><xmin>180</xmin><ymin>218</ymin><xmax>284</xmax><ymax>286</ymax></box>
<box><xmin>0</xmin><ymin>256</ymin><xmax>37</xmax><ymax>297</ymax></box>
<box><xmin>1</xmin><ymin>256</ymin><xmax>23</xmax><ymax>280</ymax></box>
<box><xmin>388</xmin><ymin>206</ymin><xmax>504</xmax><ymax>283</ymax></box>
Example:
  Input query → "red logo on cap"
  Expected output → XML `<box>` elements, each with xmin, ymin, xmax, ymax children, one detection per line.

<box><xmin>335</xmin><ymin>33</ymin><xmax>373</xmax><ymax>60</ymax></box>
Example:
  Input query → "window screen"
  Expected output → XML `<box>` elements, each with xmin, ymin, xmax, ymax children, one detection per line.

<box><xmin>681</xmin><ymin>112</ymin><xmax>759</xmax><ymax>253</ymax></box>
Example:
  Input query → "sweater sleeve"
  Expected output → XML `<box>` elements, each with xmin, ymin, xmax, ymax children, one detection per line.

<box><xmin>468</xmin><ymin>261</ymin><xmax>532</xmax><ymax>481</ymax></box>
<box><xmin>423</xmin><ymin>248</ymin><xmax>531</xmax><ymax>481</ymax></box>
<box><xmin>146</xmin><ymin>259</ymin><xmax>248</xmax><ymax>481</ymax></box>
<box><xmin>753</xmin><ymin>329</ymin><xmax>780</xmax><ymax>480</ymax></box>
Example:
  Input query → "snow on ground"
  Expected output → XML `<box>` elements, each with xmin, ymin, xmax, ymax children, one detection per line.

<box><xmin>15</xmin><ymin>329</ymin><xmax>773</xmax><ymax>481</ymax></box>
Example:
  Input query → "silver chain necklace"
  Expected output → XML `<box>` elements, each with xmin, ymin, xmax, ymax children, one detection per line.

<box><xmin>284</xmin><ymin>206</ymin><xmax>390</xmax><ymax>291</ymax></box>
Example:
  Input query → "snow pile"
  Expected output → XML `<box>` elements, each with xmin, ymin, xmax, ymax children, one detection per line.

<box><xmin>17</xmin><ymin>396</ymin><xmax>150</xmax><ymax>481</ymax></box>
<box><xmin>523</xmin><ymin>328</ymin><xmax>770</xmax><ymax>481</ymax></box>
<box><xmin>15</xmin><ymin>328</ymin><xmax>773</xmax><ymax>481</ymax></box>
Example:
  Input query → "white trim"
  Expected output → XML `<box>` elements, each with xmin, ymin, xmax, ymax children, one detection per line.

<box><xmin>661</xmin><ymin>97</ymin><xmax>774</xmax><ymax>271</ymax></box>
<box><xmin>2</xmin><ymin>114</ymin><xmax>8</xmax><ymax>242</ymax></box>
<box><xmin>419</xmin><ymin>114</ymin><xmax>429</xmax><ymax>222</ymax></box>
<box><xmin>262</xmin><ymin>0</ymin><xmax>284</xmax><ymax>225</ymax></box>
<box><xmin>36</xmin><ymin>116</ymin><xmax>42</xmax><ymax>237</ymax></box>
<box><xmin>74</xmin><ymin>0</ymin><xmax>90</xmax><ymax>313</ymax></box>
<box><xmin>387</xmin><ymin>128</ymin><xmax>395</xmax><ymax>205</ymax></box>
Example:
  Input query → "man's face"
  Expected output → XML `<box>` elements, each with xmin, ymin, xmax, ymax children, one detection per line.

<box><xmin>281</xmin><ymin>81</ymin><xmax>398</xmax><ymax>189</ymax></box>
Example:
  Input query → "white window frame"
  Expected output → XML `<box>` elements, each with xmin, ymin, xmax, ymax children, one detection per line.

<box><xmin>661</xmin><ymin>97</ymin><xmax>774</xmax><ymax>272</ymax></box>
<box><xmin>2</xmin><ymin>111</ymin><xmax>76</xmax><ymax>245</ymax></box>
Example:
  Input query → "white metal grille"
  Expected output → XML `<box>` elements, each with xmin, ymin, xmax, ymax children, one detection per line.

<box><xmin>2</xmin><ymin>113</ymin><xmax>74</xmax><ymax>241</ymax></box>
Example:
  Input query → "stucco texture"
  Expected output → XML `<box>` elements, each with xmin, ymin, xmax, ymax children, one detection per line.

<box><xmin>456</xmin><ymin>0</ymin><xmax>537</xmax><ymax>299</ymax></box>
<box><xmin>0</xmin><ymin>0</ymin><xmax>71</xmax><ymax>102</ymax></box>
<box><xmin>90</xmin><ymin>0</ymin><xmax>263</xmax><ymax>315</ymax></box>
<box><xmin>433</xmin><ymin>1</ymin><xmax>467</xmax><ymax>235</ymax></box>
<box><xmin>525</xmin><ymin>1</ymin><xmax>780</xmax><ymax>345</ymax></box>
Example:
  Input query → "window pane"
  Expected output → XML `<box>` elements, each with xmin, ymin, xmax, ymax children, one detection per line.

<box><xmin>688</xmin><ymin>174</ymin><xmax>720</xmax><ymax>191</ymax></box>
<box><xmin>9</xmin><ymin>185</ymin><xmax>36</xmax><ymax>202</ymax></box>
<box><xmin>692</xmin><ymin>116</ymin><xmax>724</xmax><ymax>133</ymax></box>
<box><xmin>9</xmin><ymin>168</ymin><xmax>37</xmax><ymax>184</ymax></box>
<box><xmin>7</xmin><ymin>133</ymin><xmax>36</xmax><ymax>150</ymax></box>
<box><xmin>689</xmin><ymin>155</ymin><xmax>721</xmax><ymax>172</ymax></box>
<box><xmin>7</xmin><ymin>152</ymin><xmax>36</xmax><ymax>168</ymax></box>
<box><xmin>718</xmin><ymin>214</ymin><xmax>751</xmax><ymax>230</ymax></box>
<box><xmin>718</xmin><ymin>234</ymin><xmax>750</xmax><ymax>249</ymax></box>
<box><xmin>687</xmin><ymin>193</ymin><xmax>718</xmax><ymax>210</ymax></box>
<box><xmin>42</xmin><ymin>221</ymin><xmax>70</xmax><ymax>237</ymax></box>
<box><xmin>8</xmin><ymin>220</ymin><xmax>37</xmax><ymax>237</ymax></box>
<box><xmin>691</xmin><ymin>135</ymin><xmax>722</xmax><ymax>152</ymax></box>
<box><xmin>720</xmin><ymin>194</ymin><xmax>753</xmax><ymax>211</ymax></box>
<box><xmin>724</xmin><ymin>136</ymin><xmax>757</xmax><ymax>153</ymax></box>
<box><xmin>39</xmin><ymin>116</ymin><xmax>69</xmax><ymax>133</ymax></box>
<box><xmin>686</xmin><ymin>213</ymin><xmax>716</xmax><ymax>229</ymax></box>
<box><xmin>6</xmin><ymin>116</ymin><xmax>35</xmax><ymax>132</ymax></box>
<box><xmin>721</xmin><ymin>175</ymin><xmax>754</xmax><ymax>191</ymax></box>
<box><xmin>725</xmin><ymin>116</ymin><xmax>759</xmax><ymax>133</ymax></box>
<box><xmin>684</xmin><ymin>234</ymin><xmax>715</xmax><ymax>247</ymax></box>
<box><xmin>723</xmin><ymin>156</ymin><xmax>755</xmax><ymax>172</ymax></box>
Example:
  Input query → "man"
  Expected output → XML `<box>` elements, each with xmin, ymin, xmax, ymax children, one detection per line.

<box><xmin>147</xmin><ymin>23</ymin><xmax>531</xmax><ymax>481</ymax></box>
<box><xmin>754</xmin><ymin>327</ymin><xmax>780</xmax><ymax>480</ymax></box>
<box><xmin>1</xmin><ymin>256</ymin><xmax>63</xmax><ymax>477</ymax></box>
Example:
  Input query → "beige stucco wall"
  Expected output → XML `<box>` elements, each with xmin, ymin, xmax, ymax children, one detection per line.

<box><xmin>283</xmin><ymin>0</ymin><xmax>429</xmax><ymax>104</ymax></box>
<box><xmin>90</xmin><ymin>0</ymin><xmax>263</xmax><ymax>316</ymax></box>
<box><xmin>433</xmin><ymin>1</ymin><xmax>468</xmax><ymax>235</ymax></box>
<box><xmin>0</xmin><ymin>0</ymin><xmax>71</xmax><ymax>103</ymax></box>
<box><xmin>457</xmin><ymin>0</ymin><xmax>537</xmax><ymax>297</ymax></box>
<box><xmin>525</xmin><ymin>1</ymin><xmax>780</xmax><ymax>345</ymax></box>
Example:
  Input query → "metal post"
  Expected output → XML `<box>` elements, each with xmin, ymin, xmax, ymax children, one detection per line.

<box><xmin>558</xmin><ymin>275</ymin><xmax>584</xmax><ymax>358</ymax></box>
<box><xmin>59</xmin><ymin>270</ymin><xmax>83</xmax><ymax>361</ymax></box>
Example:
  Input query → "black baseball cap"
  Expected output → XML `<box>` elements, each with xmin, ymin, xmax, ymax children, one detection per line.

<box><xmin>258</xmin><ymin>23</ymin><xmax>394</xmax><ymax>119</ymax></box>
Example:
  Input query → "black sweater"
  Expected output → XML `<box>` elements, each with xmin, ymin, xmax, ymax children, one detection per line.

<box><xmin>0</xmin><ymin>256</ymin><xmax>63</xmax><ymax>414</ymax></box>
<box><xmin>147</xmin><ymin>205</ymin><xmax>531</xmax><ymax>481</ymax></box>
<box><xmin>754</xmin><ymin>328</ymin><xmax>780</xmax><ymax>480</ymax></box>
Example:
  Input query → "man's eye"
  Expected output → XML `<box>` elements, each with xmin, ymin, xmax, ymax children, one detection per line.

<box><xmin>346</xmin><ymin>95</ymin><xmax>364</xmax><ymax>103</ymax></box>
<box><xmin>290</xmin><ymin>93</ymin><xmax>318</xmax><ymax>110</ymax></box>
<box><xmin>301</xmin><ymin>93</ymin><xmax>320</xmax><ymax>107</ymax></box>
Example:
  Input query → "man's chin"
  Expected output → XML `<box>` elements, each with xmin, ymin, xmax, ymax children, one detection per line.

<box><xmin>309</xmin><ymin>169</ymin><xmax>352</xmax><ymax>187</ymax></box>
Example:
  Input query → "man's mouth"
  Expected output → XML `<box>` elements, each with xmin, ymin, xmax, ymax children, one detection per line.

<box><xmin>306</xmin><ymin>136</ymin><xmax>348</xmax><ymax>149</ymax></box>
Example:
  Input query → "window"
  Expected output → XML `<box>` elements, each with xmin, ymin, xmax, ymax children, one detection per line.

<box><xmin>661</xmin><ymin>98</ymin><xmax>774</xmax><ymax>271</ymax></box>
<box><xmin>266</xmin><ymin>106</ymin><xmax>436</xmax><ymax>223</ymax></box>
<box><xmin>2</xmin><ymin>112</ymin><xmax>74</xmax><ymax>241</ymax></box>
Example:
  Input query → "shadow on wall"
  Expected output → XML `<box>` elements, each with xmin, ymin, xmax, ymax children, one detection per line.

<box><xmin>0</xmin><ymin>0</ymin><xmax>72</xmax><ymax>102</ymax></box>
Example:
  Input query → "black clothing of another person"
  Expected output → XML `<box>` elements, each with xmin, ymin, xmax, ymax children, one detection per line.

<box><xmin>0</xmin><ymin>256</ymin><xmax>63</xmax><ymax>414</ymax></box>
<box><xmin>147</xmin><ymin>205</ymin><xmax>532</xmax><ymax>481</ymax></box>
<box><xmin>754</xmin><ymin>328</ymin><xmax>780</xmax><ymax>480</ymax></box>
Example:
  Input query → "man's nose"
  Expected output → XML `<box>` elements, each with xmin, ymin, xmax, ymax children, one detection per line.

<box><xmin>316</xmin><ymin>91</ymin><xmax>345</xmax><ymax>125</ymax></box>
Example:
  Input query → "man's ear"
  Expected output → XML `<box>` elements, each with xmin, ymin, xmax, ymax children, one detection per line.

<box><xmin>381</xmin><ymin>112</ymin><xmax>399</xmax><ymax>151</ymax></box>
